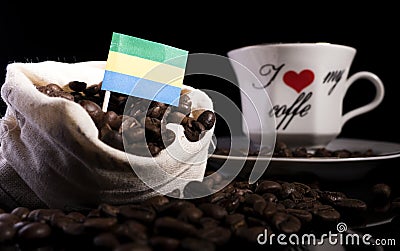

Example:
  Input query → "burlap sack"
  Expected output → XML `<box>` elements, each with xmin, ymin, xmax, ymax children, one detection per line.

<box><xmin>0</xmin><ymin>61</ymin><xmax>214</xmax><ymax>211</ymax></box>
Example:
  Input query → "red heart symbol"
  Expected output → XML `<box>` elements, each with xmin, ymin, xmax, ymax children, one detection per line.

<box><xmin>283</xmin><ymin>69</ymin><xmax>314</xmax><ymax>93</ymax></box>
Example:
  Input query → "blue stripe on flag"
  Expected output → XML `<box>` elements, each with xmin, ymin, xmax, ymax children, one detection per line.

<box><xmin>102</xmin><ymin>70</ymin><xmax>181</xmax><ymax>106</ymax></box>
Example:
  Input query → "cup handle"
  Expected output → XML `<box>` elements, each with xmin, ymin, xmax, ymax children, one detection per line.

<box><xmin>342</xmin><ymin>71</ymin><xmax>385</xmax><ymax>126</ymax></box>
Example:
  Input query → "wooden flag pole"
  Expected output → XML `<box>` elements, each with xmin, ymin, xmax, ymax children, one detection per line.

<box><xmin>102</xmin><ymin>90</ymin><xmax>111</xmax><ymax>112</ymax></box>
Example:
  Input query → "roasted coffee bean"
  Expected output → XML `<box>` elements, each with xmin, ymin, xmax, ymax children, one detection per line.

<box><xmin>149</xmin><ymin>236</ymin><xmax>180</xmax><ymax>251</ymax></box>
<box><xmin>61</xmin><ymin>222</ymin><xmax>85</xmax><ymax>235</ymax></box>
<box><xmin>18</xmin><ymin>222</ymin><xmax>52</xmax><ymax>241</ymax></box>
<box><xmin>314</xmin><ymin>148</ymin><xmax>333</xmax><ymax>157</ymax></box>
<box><xmin>0</xmin><ymin>221</ymin><xmax>16</xmax><ymax>242</ymax></box>
<box><xmin>262</xmin><ymin>193</ymin><xmax>278</xmax><ymax>203</ymax></box>
<box><xmin>184</xmin><ymin>124</ymin><xmax>201</xmax><ymax>142</ymax></box>
<box><xmin>333</xmin><ymin>198</ymin><xmax>367</xmax><ymax>212</ymax></box>
<box><xmin>255</xmin><ymin>180</ymin><xmax>282</xmax><ymax>194</ymax></box>
<box><xmin>118</xmin><ymin>205</ymin><xmax>156</xmax><ymax>224</ymax></box>
<box><xmin>104</xmin><ymin>111</ymin><xmax>122</xmax><ymax>130</ymax></box>
<box><xmin>263</xmin><ymin>202</ymin><xmax>278</xmax><ymax>219</ymax></box>
<box><xmin>114</xmin><ymin>243</ymin><xmax>152</xmax><ymax>251</ymax></box>
<box><xmin>235</xmin><ymin>226</ymin><xmax>266</xmax><ymax>243</ymax></box>
<box><xmin>67</xmin><ymin>212</ymin><xmax>86</xmax><ymax>223</ymax></box>
<box><xmin>145</xmin><ymin>117</ymin><xmax>162</xmax><ymax>140</ymax></box>
<box><xmin>292</xmin><ymin>147</ymin><xmax>309</xmax><ymax>157</ymax></box>
<box><xmin>0</xmin><ymin>213</ymin><xmax>20</xmax><ymax>225</ymax></box>
<box><xmin>332</xmin><ymin>149</ymin><xmax>352</xmax><ymax>158</ymax></box>
<box><xmin>371</xmin><ymin>183</ymin><xmax>392</xmax><ymax>205</ymax></box>
<box><xmin>286</xmin><ymin>208</ymin><xmax>312</xmax><ymax>223</ymax></box>
<box><xmin>198</xmin><ymin>203</ymin><xmax>227</xmax><ymax>220</ymax></box>
<box><xmin>183</xmin><ymin>181</ymin><xmax>212</xmax><ymax>198</ymax></box>
<box><xmin>197</xmin><ymin>110</ymin><xmax>216</xmax><ymax>130</ymax></box>
<box><xmin>46</xmin><ymin>83</ymin><xmax>63</xmax><ymax>92</ymax></box>
<box><xmin>197</xmin><ymin>226</ymin><xmax>231</xmax><ymax>246</ymax></box>
<box><xmin>311</xmin><ymin>204</ymin><xmax>341</xmax><ymax>222</ymax></box>
<box><xmin>177</xmin><ymin>207</ymin><xmax>203</xmax><ymax>223</ymax></box>
<box><xmin>98</xmin><ymin>203</ymin><xmax>119</xmax><ymax>217</ymax></box>
<box><xmin>180</xmin><ymin>237</ymin><xmax>215</xmax><ymax>251</ymax></box>
<box><xmin>224</xmin><ymin>213</ymin><xmax>246</xmax><ymax>232</ymax></box>
<box><xmin>154</xmin><ymin>217</ymin><xmax>197</xmax><ymax>238</ymax></box>
<box><xmin>79</xmin><ymin>99</ymin><xmax>105</xmax><ymax>126</ymax></box>
<box><xmin>143</xmin><ymin>195</ymin><xmax>170</xmax><ymax>209</ymax></box>
<box><xmin>84</xmin><ymin>83</ymin><xmax>101</xmax><ymax>96</ymax></box>
<box><xmin>93</xmin><ymin>232</ymin><xmax>120</xmax><ymax>249</ymax></box>
<box><xmin>272</xmin><ymin>212</ymin><xmax>301</xmax><ymax>234</ymax></box>
<box><xmin>199</xmin><ymin>217</ymin><xmax>219</xmax><ymax>229</ymax></box>
<box><xmin>112</xmin><ymin>220</ymin><xmax>148</xmax><ymax>243</ymax></box>
<box><xmin>280</xmin><ymin>182</ymin><xmax>297</xmax><ymax>199</ymax></box>
<box><xmin>244</xmin><ymin>194</ymin><xmax>266</xmax><ymax>215</ymax></box>
<box><xmin>68</xmin><ymin>81</ymin><xmax>87</xmax><ymax>92</ymax></box>
<box><xmin>319</xmin><ymin>191</ymin><xmax>347</xmax><ymax>204</ymax></box>
<box><xmin>100</xmin><ymin>124</ymin><xmax>124</xmax><ymax>151</ymax></box>
<box><xmin>11</xmin><ymin>207</ymin><xmax>30</xmax><ymax>220</ymax></box>
<box><xmin>83</xmin><ymin>217</ymin><xmax>118</xmax><ymax>230</ymax></box>
<box><xmin>50</xmin><ymin>214</ymin><xmax>77</xmax><ymax>229</ymax></box>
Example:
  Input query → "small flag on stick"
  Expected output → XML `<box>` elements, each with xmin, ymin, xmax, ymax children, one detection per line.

<box><xmin>101</xmin><ymin>32</ymin><xmax>189</xmax><ymax>111</ymax></box>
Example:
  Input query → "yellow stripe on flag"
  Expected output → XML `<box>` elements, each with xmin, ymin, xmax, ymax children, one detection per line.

<box><xmin>105</xmin><ymin>51</ymin><xmax>185</xmax><ymax>88</ymax></box>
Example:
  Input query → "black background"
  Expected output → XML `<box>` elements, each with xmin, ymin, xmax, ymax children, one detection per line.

<box><xmin>1</xmin><ymin>2</ymin><xmax>399</xmax><ymax>144</ymax></box>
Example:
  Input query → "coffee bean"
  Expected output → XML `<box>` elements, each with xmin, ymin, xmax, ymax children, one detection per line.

<box><xmin>118</xmin><ymin>205</ymin><xmax>156</xmax><ymax>224</ymax></box>
<box><xmin>93</xmin><ymin>232</ymin><xmax>120</xmax><ymax>249</ymax></box>
<box><xmin>10</xmin><ymin>207</ymin><xmax>30</xmax><ymax>221</ymax></box>
<box><xmin>255</xmin><ymin>180</ymin><xmax>282</xmax><ymax>194</ymax></box>
<box><xmin>0</xmin><ymin>221</ymin><xmax>16</xmax><ymax>242</ymax></box>
<box><xmin>18</xmin><ymin>222</ymin><xmax>52</xmax><ymax>241</ymax></box>
<box><xmin>79</xmin><ymin>100</ymin><xmax>105</xmax><ymax>126</ymax></box>
<box><xmin>198</xmin><ymin>203</ymin><xmax>227</xmax><ymax>220</ymax></box>
<box><xmin>83</xmin><ymin>217</ymin><xmax>118</xmax><ymax>230</ymax></box>
<box><xmin>154</xmin><ymin>217</ymin><xmax>197</xmax><ymax>238</ymax></box>
<box><xmin>180</xmin><ymin>237</ymin><xmax>215</xmax><ymax>251</ymax></box>
<box><xmin>112</xmin><ymin>220</ymin><xmax>148</xmax><ymax>243</ymax></box>
<box><xmin>197</xmin><ymin>226</ymin><xmax>231</xmax><ymax>246</ymax></box>
<box><xmin>224</xmin><ymin>214</ymin><xmax>246</xmax><ymax>232</ymax></box>
<box><xmin>104</xmin><ymin>111</ymin><xmax>122</xmax><ymax>130</ymax></box>
<box><xmin>142</xmin><ymin>195</ymin><xmax>170</xmax><ymax>209</ymax></box>
<box><xmin>149</xmin><ymin>236</ymin><xmax>180</xmax><ymax>251</ymax></box>
<box><xmin>333</xmin><ymin>198</ymin><xmax>368</xmax><ymax>212</ymax></box>
<box><xmin>114</xmin><ymin>243</ymin><xmax>152</xmax><ymax>251</ymax></box>
<box><xmin>0</xmin><ymin>213</ymin><xmax>20</xmax><ymax>225</ymax></box>
<box><xmin>372</xmin><ymin>183</ymin><xmax>391</xmax><ymax>205</ymax></box>
<box><xmin>177</xmin><ymin>207</ymin><xmax>203</xmax><ymax>223</ymax></box>
<box><xmin>312</xmin><ymin>205</ymin><xmax>341</xmax><ymax>222</ymax></box>
<box><xmin>235</xmin><ymin>226</ymin><xmax>266</xmax><ymax>243</ymax></box>
<box><xmin>98</xmin><ymin>203</ymin><xmax>119</xmax><ymax>217</ymax></box>
<box><xmin>286</xmin><ymin>208</ymin><xmax>312</xmax><ymax>223</ymax></box>
<box><xmin>197</xmin><ymin>110</ymin><xmax>216</xmax><ymax>130</ymax></box>
<box><xmin>271</xmin><ymin>212</ymin><xmax>301</xmax><ymax>234</ymax></box>
<box><xmin>183</xmin><ymin>181</ymin><xmax>212</xmax><ymax>198</ymax></box>
<box><xmin>84</xmin><ymin>83</ymin><xmax>101</xmax><ymax>96</ymax></box>
<box><xmin>68</xmin><ymin>81</ymin><xmax>87</xmax><ymax>92</ymax></box>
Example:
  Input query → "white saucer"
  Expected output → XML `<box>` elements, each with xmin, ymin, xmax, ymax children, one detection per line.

<box><xmin>208</xmin><ymin>137</ymin><xmax>400</xmax><ymax>181</ymax></box>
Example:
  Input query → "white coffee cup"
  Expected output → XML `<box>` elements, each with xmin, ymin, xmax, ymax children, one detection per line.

<box><xmin>228</xmin><ymin>42</ymin><xmax>385</xmax><ymax>148</ymax></box>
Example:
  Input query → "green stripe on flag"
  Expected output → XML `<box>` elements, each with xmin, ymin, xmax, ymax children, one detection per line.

<box><xmin>109</xmin><ymin>32</ymin><xmax>188</xmax><ymax>69</ymax></box>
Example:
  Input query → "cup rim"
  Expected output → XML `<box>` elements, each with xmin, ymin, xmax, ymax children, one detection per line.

<box><xmin>227</xmin><ymin>42</ymin><xmax>356</xmax><ymax>55</ymax></box>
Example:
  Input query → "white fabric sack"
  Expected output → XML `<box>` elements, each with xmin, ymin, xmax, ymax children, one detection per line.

<box><xmin>0</xmin><ymin>61</ymin><xmax>214</xmax><ymax>210</ymax></box>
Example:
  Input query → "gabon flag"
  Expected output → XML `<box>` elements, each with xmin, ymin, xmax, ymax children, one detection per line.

<box><xmin>101</xmin><ymin>32</ymin><xmax>189</xmax><ymax>107</ymax></box>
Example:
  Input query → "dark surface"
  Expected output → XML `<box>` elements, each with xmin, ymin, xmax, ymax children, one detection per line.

<box><xmin>1</xmin><ymin>2</ymin><xmax>400</xmax><ymax>250</ymax></box>
<box><xmin>1</xmin><ymin>1</ymin><xmax>400</xmax><ymax>144</ymax></box>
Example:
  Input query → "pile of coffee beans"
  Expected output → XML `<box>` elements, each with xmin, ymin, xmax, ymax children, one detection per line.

<box><xmin>216</xmin><ymin>141</ymin><xmax>375</xmax><ymax>158</ymax></box>
<box><xmin>36</xmin><ymin>81</ymin><xmax>216</xmax><ymax>157</ymax></box>
<box><xmin>1</xmin><ymin>172</ymin><xmax>398</xmax><ymax>250</ymax></box>
<box><xmin>271</xmin><ymin>141</ymin><xmax>375</xmax><ymax>158</ymax></box>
